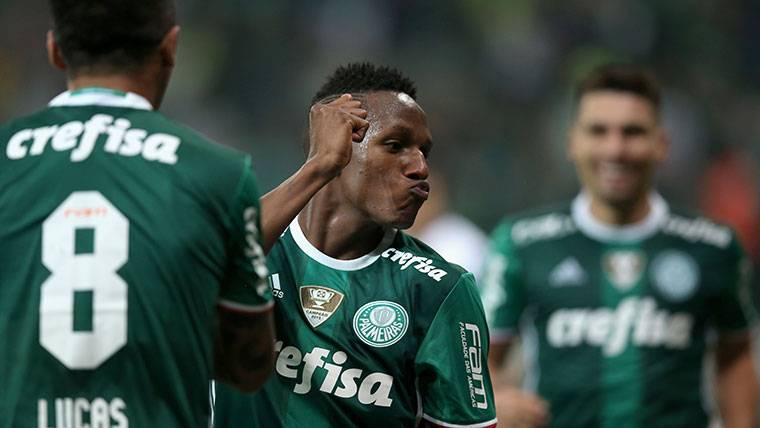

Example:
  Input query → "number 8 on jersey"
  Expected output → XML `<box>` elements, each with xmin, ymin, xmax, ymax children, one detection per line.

<box><xmin>40</xmin><ymin>191</ymin><xmax>129</xmax><ymax>369</ymax></box>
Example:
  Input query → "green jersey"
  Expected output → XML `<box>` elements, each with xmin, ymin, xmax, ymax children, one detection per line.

<box><xmin>0</xmin><ymin>88</ymin><xmax>271</xmax><ymax>427</ymax></box>
<box><xmin>481</xmin><ymin>193</ymin><xmax>754</xmax><ymax>428</ymax></box>
<box><xmin>214</xmin><ymin>219</ymin><xmax>497</xmax><ymax>427</ymax></box>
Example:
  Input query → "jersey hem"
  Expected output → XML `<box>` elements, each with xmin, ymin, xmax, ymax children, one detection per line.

<box><xmin>218</xmin><ymin>299</ymin><xmax>274</xmax><ymax>314</ymax></box>
<box><xmin>422</xmin><ymin>413</ymin><xmax>497</xmax><ymax>428</ymax></box>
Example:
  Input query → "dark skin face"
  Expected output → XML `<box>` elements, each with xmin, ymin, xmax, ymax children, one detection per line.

<box><xmin>336</xmin><ymin>91</ymin><xmax>433</xmax><ymax>230</ymax></box>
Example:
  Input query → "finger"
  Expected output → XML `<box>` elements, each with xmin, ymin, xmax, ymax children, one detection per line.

<box><xmin>344</xmin><ymin>108</ymin><xmax>367</xmax><ymax>118</ymax></box>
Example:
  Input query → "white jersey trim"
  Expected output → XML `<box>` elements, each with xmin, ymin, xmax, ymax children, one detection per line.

<box><xmin>571</xmin><ymin>191</ymin><xmax>669</xmax><ymax>243</ymax></box>
<box><xmin>422</xmin><ymin>414</ymin><xmax>498</xmax><ymax>428</ymax></box>
<box><xmin>289</xmin><ymin>216</ymin><xmax>396</xmax><ymax>271</ymax></box>
<box><xmin>49</xmin><ymin>87</ymin><xmax>153</xmax><ymax>110</ymax></box>
<box><xmin>217</xmin><ymin>299</ymin><xmax>274</xmax><ymax>314</ymax></box>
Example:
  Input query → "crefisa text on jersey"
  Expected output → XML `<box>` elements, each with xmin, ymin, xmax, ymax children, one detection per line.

<box><xmin>273</xmin><ymin>341</ymin><xmax>394</xmax><ymax>407</ymax></box>
<box><xmin>6</xmin><ymin>114</ymin><xmax>179</xmax><ymax>164</ymax></box>
<box><xmin>38</xmin><ymin>397</ymin><xmax>127</xmax><ymax>428</ymax></box>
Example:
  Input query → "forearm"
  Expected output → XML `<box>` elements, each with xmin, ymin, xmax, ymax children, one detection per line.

<box><xmin>213</xmin><ymin>307</ymin><xmax>276</xmax><ymax>393</ymax></box>
<box><xmin>260</xmin><ymin>159</ymin><xmax>335</xmax><ymax>253</ymax></box>
<box><xmin>716</xmin><ymin>337</ymin><xmax>759</xmax><ymax>428</ymax></box>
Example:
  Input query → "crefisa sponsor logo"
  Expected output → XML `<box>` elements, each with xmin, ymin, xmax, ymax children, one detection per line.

<box><xmin>273</xmin><ymin>341</ymin><xmax>394</xmax><ymax>407</ymax></box>
<box><xmin>459</xmin><ymin>322</ymin><xmax>488</xmax><ymax>409</ymax></box>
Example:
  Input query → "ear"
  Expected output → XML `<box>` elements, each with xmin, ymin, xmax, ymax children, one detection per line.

<box><xmin>46</xmin><ymin>31</ymin><xmax>67</xmax><ymax>71</ymax></box>
<box><xmin>159</xmin><ymin>25</ymin><xmax>180</xmax><ymax>67</ymax></box>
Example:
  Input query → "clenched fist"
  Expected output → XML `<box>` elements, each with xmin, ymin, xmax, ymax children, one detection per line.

<box><xmin>307</xmin><ymin>93</ymin><xmax>369</xmax><ymax>177</ymax></box>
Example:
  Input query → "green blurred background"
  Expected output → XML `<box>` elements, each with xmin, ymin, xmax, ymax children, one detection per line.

<box><xmin>2</xmin><ymin>0</ymin><xmax>759</xmax><ymax>262</ymax></box>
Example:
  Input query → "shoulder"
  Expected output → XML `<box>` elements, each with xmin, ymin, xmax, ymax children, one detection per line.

<box><xmin>380</xmin><ymin>232</ymin><xmax>470</xmax><ymax>288</ymax></box>
<box><xmin>490</xmin><ymin>202</ymin><xmax>575</xmax><ymax>248</ymax></box>
<box><xmin>660</xmin><ymin>206</ymin><xmax>738</xmax><ymax>251</ymax></box>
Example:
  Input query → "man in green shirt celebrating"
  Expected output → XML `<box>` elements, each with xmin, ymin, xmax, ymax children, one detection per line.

<box><xmin>482</xmin><ymin>64</ymin><xmax>758</xmax><ymax>428</ymax></box>
<box><xmin>0</xmin><ymin>1</ymin><xmax>368</xmax><ymax>427</ymax></box>
<box><xmin>214</xmin><ymin>63</ymin><xmax>497</xmax><ymax>428</ymax></box>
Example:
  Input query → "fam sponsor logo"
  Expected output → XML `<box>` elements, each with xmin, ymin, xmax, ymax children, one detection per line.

<box><xmin>38</xmin><ymin>397</ymin><xmax>127</xmax><ymax>428</ymax></box>
<box><xmin>274</xmin><ymin>341</ymin><xmax>394</xmax><ymax>407</ymax></box>
<box><xmin>547</xmin><ymin>297</ymin><xmax>694</xmax><ymax>357</ymax></box>
<box><xmin>244</xmin><ymin>207</ymin><xmax>268</xmax><ymax>295</ymax></box>
<box><xmin>380</xmin><ymin>248</ymin><xmax>448</xmax><ymax>282</ymax></box>
<box><xmin>353</xmin><ymin>301</ymin><xmax>408</xmax><ymax>348</ymax></box>
<box><xmin>6</xmin><ymin>114</ymin><xmax>180</xmax><ymax>164</ymax></box>
<box><xmin>459</xmin><ymin>322</ymin><xmax>488</xmax><ymax>410</ymax></box>
<box><xmin>300</xmin><ymin>285</ymin><xmax>344</xmax><ymax>328</ymax></box>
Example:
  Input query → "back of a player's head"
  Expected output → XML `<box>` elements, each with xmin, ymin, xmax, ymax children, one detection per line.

<box><xmin>312</xmin><ymin>62</ymin><xmax>417</xmax><ymax>104</ymax></box>
<box><xmin>49</xmin><ymin>0</ymin><xmax>176</xmax><ymax>76</ymax></box>
<box><xmin>575</xmin><ymin>63</ymin><xmax>662</xmax><ymax>113</ymax></box>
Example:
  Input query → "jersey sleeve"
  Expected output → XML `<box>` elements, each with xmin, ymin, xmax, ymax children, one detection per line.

<box><xmin>217</xmin><ymin>156</ymin><xmax>272</xmax><ymax>312</ymax></box>
<box><xmin>479</xmin><ymin>220</ymin><xmax>525</xmax><ymax>342</ymax></box>
<box><xmin>711</xmin><ymin>233</ymin><xmax>756</xmax><ymax>335</ymax></box>
<box><xmin>415</xmin><ymin>273</ymin><xmax>497</xmax><ymax>428</ymax></box>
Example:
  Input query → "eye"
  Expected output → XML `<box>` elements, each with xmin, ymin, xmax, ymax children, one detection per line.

<box><xmin>385</xmin><ymin>140</ymin><xmax>403</xmax><ymax>152</ymax></box>
<box><xmin>587</xmin><ymin>124</ymin><xmax>607</xmax><ymax>136</ymax></box>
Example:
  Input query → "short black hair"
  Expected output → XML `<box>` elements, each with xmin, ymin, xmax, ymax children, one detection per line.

<box><xmin>49</xmin><ymin>0</ymin><xmax>176</xmax><ymax>75</ymax></box>
<box><xmin>575</xmin><ymin>63</ymin><xmax>662</xmax><ymax>112</ymax></box>
<box><xmin>312</xmin><ymin>62</ymin><xmax>417</xmax><ymax>104</ymax></box>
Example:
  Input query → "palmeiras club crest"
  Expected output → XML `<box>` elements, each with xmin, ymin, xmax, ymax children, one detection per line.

<box><xmin>299</xmin><ymin>285</ymin><xmax>344</xmax><ymax>328</ymax></box>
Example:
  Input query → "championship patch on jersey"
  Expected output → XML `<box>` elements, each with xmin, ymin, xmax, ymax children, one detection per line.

<box><xmin>603</xmin><ymin>250</ymin><xmax>646</xmax><ymax>291</ymax></box>
<box><xmin>299</xmin><ymin>286</ymin><xmax>344</xmax><ymax>328</ymax></box>
<box><xmin>650</xmin><ymin>250</ymin><xmax>700</xmax><ymax>302</ymax></box>
<box><xmin>353</xmin><ymin>301</ymin><xmax>409</xmax><ymax>347</ymax></box>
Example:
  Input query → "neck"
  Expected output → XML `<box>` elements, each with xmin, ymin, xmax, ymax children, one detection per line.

<box><xmin>298</xmin><ymin>186</ymin><xmax>388</xmax><ymax>260</ymax></box>
<box><xmin>67</xmin><ymin>73</ymin><xmax>159</xmax><ymax>108</ymax></box>
<box><xmin>589</xmin><ymin>193</ymin><xmax>651</xmax><ymax>226</ymax></box>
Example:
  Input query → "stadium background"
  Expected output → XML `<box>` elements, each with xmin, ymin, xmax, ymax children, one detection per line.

<box><xmin>2</xmin><ymin>0</ymin><xmax>759</xmax><ymax>326</ymax></box>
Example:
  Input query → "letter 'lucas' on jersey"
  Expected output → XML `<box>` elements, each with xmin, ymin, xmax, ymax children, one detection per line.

<box><xmin>0</xmin><ymin>88</ymin><xmax>270</xmax><ymax>427</ymax></box>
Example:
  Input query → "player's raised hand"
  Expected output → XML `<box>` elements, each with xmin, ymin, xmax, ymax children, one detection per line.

<box><xmin>307</xmin><ymin>93</ymin><xmax>369</xmax><ymax>177</ymax></box>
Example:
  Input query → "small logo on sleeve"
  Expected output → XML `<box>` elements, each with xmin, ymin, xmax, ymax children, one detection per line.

<box><xmin>353</xmin><ymin>301</ymin><xmax>408</xmax><ymax>347</ymax></box>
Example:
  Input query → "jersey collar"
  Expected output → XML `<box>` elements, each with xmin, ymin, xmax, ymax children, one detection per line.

<box><xmin>289</xmin><ymin>217</ymin><xmax>397</xmax><ymax>271</ymax></box>
<box><xmin>571</xmin><ymin>191</ymin><xmax>669</xmax><ymax>243</ymax></box>
<box><xmin>48</xmin><ymin>87</ymin><xmax>153</xmax><ymax>110</ymax></box>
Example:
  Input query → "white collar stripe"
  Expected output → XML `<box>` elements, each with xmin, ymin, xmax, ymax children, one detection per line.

<box><xmin>48</xmin><ymin>88</ymin><xmax>153</xmax><ymax>110</ymax></box>
<box><xmin>289</xmin><ymin>217</ymin><xmax>396</xmax><ymax>271</ymax></box>
<box><xmin>571</xmin><ymin>192</ymin><xmax>669</xmax><ymax>243</ymax></box>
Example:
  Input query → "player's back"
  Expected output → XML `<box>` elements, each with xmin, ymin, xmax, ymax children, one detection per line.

<box><xmin>0</xmin><ymin>89</ymin><xmax>258</xmax><ymax>427</ymax></box>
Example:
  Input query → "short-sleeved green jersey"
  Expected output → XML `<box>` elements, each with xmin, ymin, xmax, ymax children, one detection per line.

<box><xmin>214</xmin><ymin>218</ymin><xmax>497</xmax><ymax>428</ymax></box>
<box><xmin>481</xmin><ymin>193</ymin><xmax>755</xmax><ymax>428</ymax></box>
<box><xmin>0</xmin><ymin>88</ymin><xmax>271</xmax><ymax>427</ymax></box>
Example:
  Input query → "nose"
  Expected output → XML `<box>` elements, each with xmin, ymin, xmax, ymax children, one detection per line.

<box><xmin>404</xmin><ymin>149</ymin><xmax>429</xmax><ymax>181</ymax></box>
<box><xmin>603</xmin><ymin>130</ymin><xmax>628</xmax><ymax>159</ymax></box>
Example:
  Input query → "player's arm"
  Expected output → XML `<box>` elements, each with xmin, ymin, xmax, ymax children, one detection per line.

<box><xmin>711</xmin><ymin>237</ymin><xmax>759</xmax><ymax>428</ymax></box>
<box><xmin>214</xmin><ymin>162</ymin><xmax>277</xmax><ymax>392</ymax></box>
<box><xmin>416</xmin><ymin>273</ymin><xmax>497</xmax><ymax>428</ymax></box>
<box><xmin>260</xmin><ymin>94</ymin><xmax>368</xmax><ymax>253</ymax></box>
<box><xmin>481</xmin><ymin>222</ymin><xmax>549</xmax><ymax>428</ymax></box>
<box><xmin>214</xmin><ymin>304</ymin><xmax>275</xmax><ymax>393</ymax></box>
<box><xmin>715</xmin><ymin>332</ymin><xmax>758</xmax><ymax>428</ymax></box>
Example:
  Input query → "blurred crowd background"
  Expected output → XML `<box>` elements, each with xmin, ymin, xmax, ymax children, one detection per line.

<box><xmin>2</xmin><ymin>0</ymin><xmax>759</xmax><ymax>302</ymax></box>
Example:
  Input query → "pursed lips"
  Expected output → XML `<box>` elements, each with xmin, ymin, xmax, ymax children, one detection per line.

<box><xmin>409</xmin><ymin>181</ymin><xmax>430</xmax><ymax>200</ymax></box>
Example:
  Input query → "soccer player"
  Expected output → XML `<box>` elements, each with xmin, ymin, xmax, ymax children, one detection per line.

<box><xmin>0</xmin><ymin>1</ymin><xmax>367</xmax><ymax>427</ymax></box>
<box><xmin>482</xmin><ymin>64</ymin><xmax>759</xmax><ymax>428</ymax></box>
<box><xmin>213</xmin><ymin>63</ymin><xmax>497</xmax><ymax>428</ymax></box>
